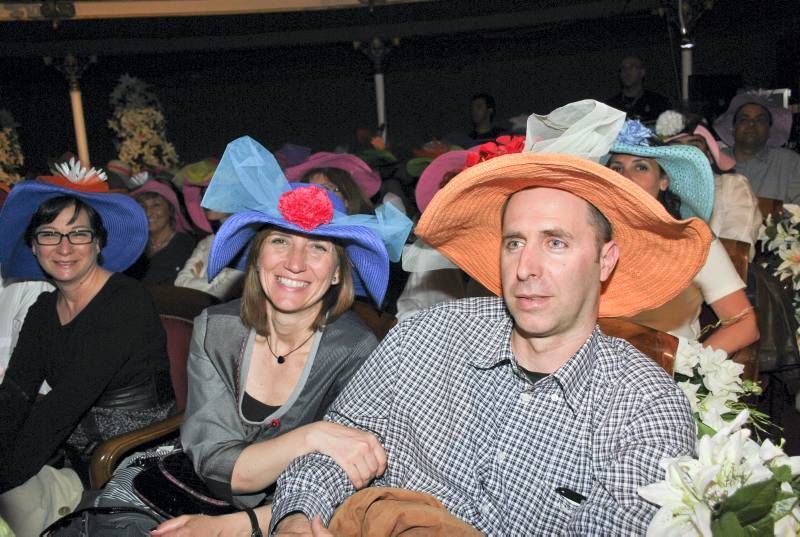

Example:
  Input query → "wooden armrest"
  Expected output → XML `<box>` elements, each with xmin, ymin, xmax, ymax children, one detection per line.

<box><xmin>599</xmin><ymin>317</ymin><xmax>677</xmax><ymax>375</ymax></box>
<box><xmin>89</xmin><ymin>412</ymin><xmax>184</xmax><ymax>489</ymax></box>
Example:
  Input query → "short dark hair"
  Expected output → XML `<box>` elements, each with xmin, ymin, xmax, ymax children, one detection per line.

<box><xmin>471</xmin><ymin>93</ymin><xmax>496</xmax><ymax>120</ymax></box>
<box><xmin>24</xmin><ymin>195</ymin><xmax>107</xmax><ymax>248</ymax></box>
<box><xmin>501</xmin><ymin>188</ymin><xmax>613</xmax><ymax>255</ymax></box>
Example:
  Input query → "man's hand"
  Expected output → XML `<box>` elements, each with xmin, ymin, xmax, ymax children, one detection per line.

<box><xmin>306</xmin><ymin>422</ymin><xmax>387</xmax><ymax>489</ymax></box>
<box><xmin>274</xmin><ymin>515</ymin><xmax>333</xmax><ymax>537</ymax></box>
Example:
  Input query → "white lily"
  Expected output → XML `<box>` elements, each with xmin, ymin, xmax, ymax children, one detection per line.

<box><xmin>679</xmin><ymin>380</ymin><xmax>701</xmax><ymax>413</ymax></box>
<box><xmin>674</xmin><ymin>337</ymin><xmax>701</xmax><ymax>377</ymax></box>
<box><xmin>698</xmin><ymin>346</ymin><xmax>743</xmax><ymax>396</ymax></box>
<box><xmin>53</xmin><ymin>157</ymin><xmax>108</xmax><ymax>184</ymax></box>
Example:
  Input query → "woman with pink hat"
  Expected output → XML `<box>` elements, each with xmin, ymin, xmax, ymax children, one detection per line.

<box><xmin>657</xmin><ymin>111</ymin><xmax>762</xmax><ymax>257</ymax></box>
<box><xmin>128</xmin><ymin>180</ymin><xmax>197</xmax><ymax>285</ymax></box>
<box><xmin>284</xmin><ymin>153</ymin><xmax>379</xmax><ymax>215</ymax></box>
<box><xmin>174</xmin><ymin>159</ymin><xmax>245</xmax><ymax>301</ymax></box>
<box><xmin>396</xmin><ymin>147</ymin><xmax>494</xmax><ymax>320</ymax></box>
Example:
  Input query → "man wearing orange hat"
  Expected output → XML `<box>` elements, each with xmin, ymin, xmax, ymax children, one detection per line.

<box><xmin>270</xmin><ymin>127</ymin><xmax>707</xmax><ymax>535</ymax></box>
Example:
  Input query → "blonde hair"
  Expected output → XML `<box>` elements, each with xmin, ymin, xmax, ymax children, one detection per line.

<box><xmin>240</xmin><ymin>227</ymin><xmax>354</xmax><ymax>336</ymax></box>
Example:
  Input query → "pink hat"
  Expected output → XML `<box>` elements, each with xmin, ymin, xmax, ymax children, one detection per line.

<box><xmin>415</xmin><ymin>150</ymin><xmax>469</xmax><ymax>213</ymax></box>
<box><xmin>284</xmin><ymin>152</ymin><xmax>381</xmax><ymax>198</ymax></box>
<box><xmin>713</xmin><ymin>93</ymin><xmax>793</xmax><ymax>148</ymax></box>
<box><xmin>130</xmin><ymin>179</ymin><xmax>193</xmax><ymax>233</ymax></box>
<box><xmin>667</xmin><ymin>124</ymin><xmax>736</xmax><ymax>172</ymax></box>
<box><xmin>176</xmin><ymin>158</ymin><xmax>219</xmax><ymax>233</ymax></box>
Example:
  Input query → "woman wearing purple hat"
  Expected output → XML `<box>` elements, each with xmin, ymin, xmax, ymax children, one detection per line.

<box><xmin>128</xmin><ymin>179</ymin><xmax>197</xmax><ymax>285</ymax></box>
<box><xmin>0</xmin><ymin>162</ymin><xmax>173</xmax><ymax>536</ymax></box>
<box><xmin>142</xmin><ymin>137</ymin><xmax>412</xmax><ymax>536</ymax></box>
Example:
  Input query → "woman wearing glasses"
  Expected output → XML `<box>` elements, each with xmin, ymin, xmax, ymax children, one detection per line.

<box><xmin>0</xmin><ymin>165</ymin><xmax>173</xmax><ymax>536</ymax></box>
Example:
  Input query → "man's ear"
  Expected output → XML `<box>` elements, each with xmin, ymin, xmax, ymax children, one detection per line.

<box><xmin>599</xmin><ymin>240</ymin><xmax>620</xmax><ymax>282</ymax></box>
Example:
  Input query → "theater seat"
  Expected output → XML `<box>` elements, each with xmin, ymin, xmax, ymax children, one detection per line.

<box><xmin>598</xmin><ymin>317</ymin><xmax>677</xmax><ymax>374</ymax></box>
<box><xmin>89</xmin><ymin>313</ymin><xmax>194</xmax><ymax>489</ymax></box>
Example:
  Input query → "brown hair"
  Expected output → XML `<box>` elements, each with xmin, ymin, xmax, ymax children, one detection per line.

<box><xmin>240</xmin><ymin>227</ymin><xmax>354</xmax><ymax>336</ymax></box>
<box><xmin>301</xmin><ymin>167</ymin><xmax>375</xmax><ymax>215</ymax></box>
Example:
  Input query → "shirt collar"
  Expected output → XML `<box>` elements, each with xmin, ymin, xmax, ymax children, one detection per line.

<box><xmin>470</xmin><ymin>315</ymin><xmax>601</xmax><ymax>414</ymax></box>
<box><xmin>549</xmin><ymin>327</ymin><xmax>600</xmax><ymax>413</ymax></box>
<box><xmin>468</xmin><ymin>306</ymin><xmax>516</xmax><ymax>369</ymax></box>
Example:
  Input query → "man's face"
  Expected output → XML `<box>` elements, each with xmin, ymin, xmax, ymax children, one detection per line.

<box><xmin>501</xmin><ymin>188</ymin><xmax>618</xmax><ymax>339</ymax></box>
<box><xmin>471</xmin><ymin>98</ymin><xmax>491</xmax><ymax>125</ymax></box>
<box><xmin>734</xmin><ymin>103</ymin><xmax>770</xmax><ymax>151</ymax></box>
<box><xmin>619</xmin><ymin>57</ymin><xmax>644</xmax><ymax>88</ymax></box>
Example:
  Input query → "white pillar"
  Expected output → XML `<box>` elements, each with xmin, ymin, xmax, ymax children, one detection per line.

<box><xmin>374</xmin><ymin>72</ymin><xmax>386</xmax><ymax>143</ymax></box>
<box><xmin>681</xmin><ymin>44</ymin><xmax>693</xmax><ymax>104</ymax></box>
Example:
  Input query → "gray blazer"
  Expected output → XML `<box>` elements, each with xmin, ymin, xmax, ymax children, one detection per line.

<box><xmin>180</xmin><ymin>300</ymin><xmax>378</xmax><ymax>507</ymax></box>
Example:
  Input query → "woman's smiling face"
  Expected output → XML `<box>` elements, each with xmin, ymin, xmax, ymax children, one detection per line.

<box><xmin>256</xmin><ymin>229</ymin><xmax>339</xmax><ymax>317</ymax></box>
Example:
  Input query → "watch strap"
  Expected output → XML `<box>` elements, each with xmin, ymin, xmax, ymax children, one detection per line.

<box><xmin>244</xmin><ymin>506</ymin><xmax>263</xmax><ymax>537</ymax></box>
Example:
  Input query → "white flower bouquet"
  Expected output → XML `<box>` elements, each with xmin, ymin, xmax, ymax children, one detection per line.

<box><xmin>640</xmin><ymin>339</ymin><xmax>800</xmax><ymax>535</ymax></box>
<box><xmin>759</xmin><ymin>204</ymin><xmax>800</xmax><ymax>344</ymax></box>
<box><xmin>0</xmin><ymin>109</ymin><xmax>24</xmax><ymax>186</ymax></box>
<box><xmin>107</xmin><ymin>74</ymin><xmax>179</xmax><ymax>174</ymax></box>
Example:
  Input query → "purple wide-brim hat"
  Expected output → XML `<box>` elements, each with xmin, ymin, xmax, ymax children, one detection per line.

<box><xmin>0</xmin><ymin>181</ymin><xmax>148</xmax><ymax>280</ymax></box>
<box><xmin>130</xmin><ymin>179</ymin><xmax>193</xmax><ymax>233</ymax></box>
<box><xmin>284</xmin><ymin>152</ymin><xmax>382</xmax><ymax>198</ymax></box>
<box><xmin>208</xmin><ymin>210</ymin><xmax>390</xmax><ymax>306</ymax></box>
<box><xmin>713</xmin><ymin>93</ymin><xmax>793</xmax><ymax>148</ymax></box>
<box><xmin>415</xmin><ymin>150</ymin><xmax>469</xmax><ymax>214</ymax></box>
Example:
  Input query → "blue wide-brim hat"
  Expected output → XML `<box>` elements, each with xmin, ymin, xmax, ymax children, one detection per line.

<box><xmin>0</xmin><ymin>180</ymin><xmax>148</xmax><ymax>280</ymax></box>
<box><xmin>203</xmin><ymin>136</ymin><xmax>413</xmax><ymax>307</ymax></box>
<box><xmin>606</xmin><ymin>142</ymin><xmax>714</xmax><ymax>221</ymax></box>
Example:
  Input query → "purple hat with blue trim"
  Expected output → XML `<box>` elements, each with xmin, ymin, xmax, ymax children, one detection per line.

<box><xmin>0</xmin><ymin>165</ymin><xmax>148</xmax><ymax>280</ymax></box>
<box><xmin>204</xmin><ymin>136</ymin><xmax>412</xmax><ymax>306</ymax></box>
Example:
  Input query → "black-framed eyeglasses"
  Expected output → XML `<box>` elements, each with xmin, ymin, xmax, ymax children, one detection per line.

<box><xmin>34</xmin><ymin>229</ymin><xmax>95</xmax><ymax>246</ymax></box>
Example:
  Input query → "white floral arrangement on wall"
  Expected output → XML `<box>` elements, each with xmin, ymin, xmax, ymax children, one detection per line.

<box><xmin>759</xmin><ymin>204</ymin><xmax>800</xmax><ymax>343</ymax></box>
<box><xmin>640</xmin><ymin>339</ymin><xmax>800</xmax><ymax>536</ymax></box>
<box><xmin>0</xmin><ymin>109</ymin><xmax>24</xmax><ymax>187</ymax></box>
<box><xmin>107</xmin><ymin>74</ymin><xmax>179</xmax><ymax>174</ymax></box>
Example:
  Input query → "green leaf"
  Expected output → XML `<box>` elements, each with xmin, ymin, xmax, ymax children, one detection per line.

<box><xmin>712</xmin><ymin>512</ymin><xmax>747</xmax><ymax>536</ymax></box>
<box><xmin>697</xmin><ymin>420</ymin><xmax>716</xmax><ymax>438</ymax></box>
<box><xmin>718</xmin><ymin>479</ymin><xmax>780</xmax><ymax>525</ymax></box>
<box><xmin>771</xmin><ymin>464</ymin><xmax>793</xmax><ymax>483</ymax></box>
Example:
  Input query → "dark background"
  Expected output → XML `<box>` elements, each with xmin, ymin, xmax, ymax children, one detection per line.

<box><xmin>0</xmin><ymin>0</ymin><xmax>798</xmax><ymax>173</ymax></box>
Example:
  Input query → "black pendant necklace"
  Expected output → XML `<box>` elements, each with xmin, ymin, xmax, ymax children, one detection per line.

<box><xmin>265</xmin><ymin>331</ymin><xmax>315</xmax><ymax>364</ymax></box>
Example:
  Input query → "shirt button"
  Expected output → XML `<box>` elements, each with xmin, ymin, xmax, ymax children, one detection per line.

<box><xmin>520</xmin><ymin>393</ymin><xmax>532</xmax><ymax>404</ymax></box>
<box><xmin>549</xmin><ymin>393</ymin><xmax>560</xmax><ymax>402</ymax></box>
<box><xmin>479</xmin><ymin>501</ymin><xmax>492</xmax><ymax>515</ymax></box>
<box><xmin>496</xmin><ymin>451</ymin><xmax>507</xmax><ymax>463</ymax></box>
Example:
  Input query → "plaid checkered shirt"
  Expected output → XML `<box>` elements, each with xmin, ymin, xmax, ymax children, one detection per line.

<box><xmin>270</xmin><ymin>297</ymin><xmax>695</xmax><ymax>536</ymax></box>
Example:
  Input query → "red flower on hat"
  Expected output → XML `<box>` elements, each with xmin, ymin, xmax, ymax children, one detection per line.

<box><xmin>465</xmin><ymin>135</ymin><xmax>526</xmax><ymax>168</ymax></box>
<box><xmin>278</xmin><ymin>186</ymin><xmax>334</xmax><ymax>231</ymax></box>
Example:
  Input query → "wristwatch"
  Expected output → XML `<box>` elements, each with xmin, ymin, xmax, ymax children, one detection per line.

<box><xmin>244</xmin><ymin>507</ymin><xmax>263</xmax><ymax>537</ymax></box>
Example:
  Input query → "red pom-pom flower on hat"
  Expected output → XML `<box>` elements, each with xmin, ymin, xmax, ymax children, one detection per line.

<box><xmin>278</xmin><ymin>186</ymin><xmax>334</xmax><ymax>231</ymax></box>
<box><xmin>464</xmin><ymin>135</ymin><xmax>526</xmax><ymax>168</ymax></box>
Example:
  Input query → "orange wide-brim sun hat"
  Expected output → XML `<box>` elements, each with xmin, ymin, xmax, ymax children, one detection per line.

<box><xmin>415</xmin><ymin>152</ymin><xmax>712</xmax><ymax>318</ymax></box>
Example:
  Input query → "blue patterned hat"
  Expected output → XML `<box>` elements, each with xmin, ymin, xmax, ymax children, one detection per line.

<box><xmin>604</xmin><ymin>120</ymin><xmax>715</xmax><ymax>221</ymax></box>
<box><xmin>204</xmin><ymin>136</ymin><xmax>412</xmax><ymax>306</ymax></box>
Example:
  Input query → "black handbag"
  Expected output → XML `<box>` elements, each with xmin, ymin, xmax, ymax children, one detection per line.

<box><xmin>131</xmin><ymin>450</ymin><xmax>238</xmax><ymax>518</ymax></box>
<box><xmin>40</xmin><ymin>506</ymin><xmax>158</xmax><ymax>537</ymax></box>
